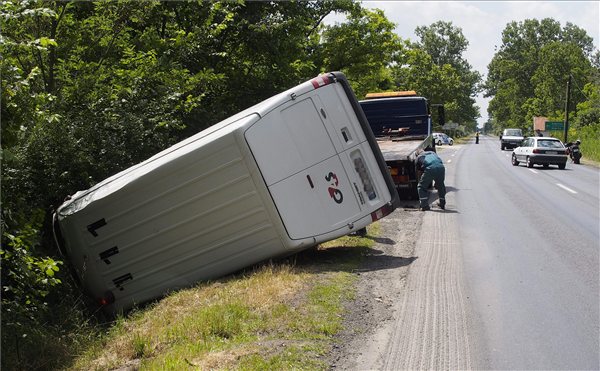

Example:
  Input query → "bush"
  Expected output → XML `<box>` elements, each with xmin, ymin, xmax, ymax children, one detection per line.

<box><xmin>569</xmin><ymin>123</ymin><xmax>600</xmax><ymax>162</ymax></box>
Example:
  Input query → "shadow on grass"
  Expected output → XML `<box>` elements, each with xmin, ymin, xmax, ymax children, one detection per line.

<box><xmin>290</xmin><ymin>244</ymin><xmax>417</xmax><ymax>274</ymax></box>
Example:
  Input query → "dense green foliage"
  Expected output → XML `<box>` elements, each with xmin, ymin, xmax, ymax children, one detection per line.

<box><xmin>393</xmin><ymin>21</ymin><xmax>482</xmax><ymax>132</ymax></box>
<box><xmin>485</xmin><ymin>18</ymin><xmax>599</xmax><ymax>134</ymax></box>
<box><xmin>1</xmin><ymin>1</ymin><xmax>596</xmax><ymax>369</ymax></box>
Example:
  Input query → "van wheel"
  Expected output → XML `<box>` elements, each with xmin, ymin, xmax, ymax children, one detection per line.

<box><xmin>526</xmin><ymin>157</ymin><xmax>534</xmax><ymax>168</ymax></box>
<box><xmin>354</xmin><ymin>227</ymin><xmax>367</xmax><ymax>237</ymax></box>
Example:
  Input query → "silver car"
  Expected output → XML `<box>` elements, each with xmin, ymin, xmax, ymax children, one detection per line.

<box><xmin>512</xmin><ymin>137</ymin><xmax>568</xmax><ymax>169</ymax></box>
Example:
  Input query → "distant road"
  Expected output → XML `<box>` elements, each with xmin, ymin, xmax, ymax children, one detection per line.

<box><xmin>453</xmin><ymin>134</ymin><xmax>600</xmax><ymax>369</ymax></box>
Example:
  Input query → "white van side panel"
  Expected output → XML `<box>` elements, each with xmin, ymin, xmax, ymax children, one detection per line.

<box><xmin>58</xmin><ymin>130</ymin><xmax>290</xmax><ymax>311</ymax></box>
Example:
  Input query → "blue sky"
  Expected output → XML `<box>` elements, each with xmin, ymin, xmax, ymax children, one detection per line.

<box><xmin>326</xmin><ymin>1</ymin><xmax>600</xmax><ymax>126</ymax></box>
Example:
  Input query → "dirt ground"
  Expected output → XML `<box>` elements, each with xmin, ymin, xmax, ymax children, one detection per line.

<box><xmin>327</xmin><ymin>201</ymin><xmax>423</xmax><ymax>369</ymax></box>
<box><xmin>327</xmin><ymin>196</ymin><xmax>474</xmax><ymax>370</ymax></box>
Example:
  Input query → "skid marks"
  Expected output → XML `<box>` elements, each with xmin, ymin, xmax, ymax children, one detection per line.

<box><xmin>383</xmin><ymin>211</ymin><xmax>472</xmax><ymax>370</ymax></box>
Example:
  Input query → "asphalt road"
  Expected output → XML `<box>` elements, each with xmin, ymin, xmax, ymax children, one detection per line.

<box><xmin>448</xmin><ymin>135</ymin><xmax>600</xmax><ymax>369</ymax></box>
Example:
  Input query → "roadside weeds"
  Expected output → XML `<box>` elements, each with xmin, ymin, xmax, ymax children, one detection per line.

<box><xmin>67</xmin><ymin>227</ymin><xmax>380</xmax><ymax>370</ymax></box>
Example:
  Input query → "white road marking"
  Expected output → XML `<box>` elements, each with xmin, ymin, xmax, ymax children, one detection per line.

<box><xmin>528</xmin><ymin>169</ymin><xmax>539</xmax><ymax>174</ymax></box>
<box><xmin>556</xmin><ymin>183</ymin><xmax>577</xmax><ymax>194</ymax></box>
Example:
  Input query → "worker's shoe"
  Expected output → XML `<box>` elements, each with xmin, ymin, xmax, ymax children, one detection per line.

<box><xmin>419</xmin><ymin>205</ymin><xmax>430</xmax><ymax>211</ymax></box>
<box><xmin>438</xmin><ymin>199</ymin><xmax>446</xmax><ymax>210</ymax></box>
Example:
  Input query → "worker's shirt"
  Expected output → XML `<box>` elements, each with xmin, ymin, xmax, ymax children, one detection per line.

<box><xmin>417</xmin><ymin>151</ymin><xmax>444</xmax><ymax>171</ymax></box>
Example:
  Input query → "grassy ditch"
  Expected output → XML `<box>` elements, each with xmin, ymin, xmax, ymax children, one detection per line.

<box><xmin>67</xmin><ymin>225</ymin><xmax>379</xmax><ymax>370</ymax></box>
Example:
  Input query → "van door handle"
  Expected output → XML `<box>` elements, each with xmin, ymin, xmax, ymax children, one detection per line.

<box><xmin>341</xmin><ymin>127</ymin><xmax>351</xmax><ymax>142</ymax></box>
<box><xmin>306</xmin><ymin>175</ymin><xmax>315</xmax><ymax>189</ymax></box>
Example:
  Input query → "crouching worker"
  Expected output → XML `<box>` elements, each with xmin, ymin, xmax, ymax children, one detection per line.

<box><xmin>416</xmin><ymin>150</ymin><xmax>446</xmax><ymax>211</ymax></box>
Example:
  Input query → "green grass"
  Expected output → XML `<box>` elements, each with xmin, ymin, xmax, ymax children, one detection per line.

<box><xmin>65</xmin><ymin>225</ymin><xmax>379</xmax><ymax>370</ymax></box>
<box><xmin>545</xmin><ymin>124</ymin><xmax>600</xmax><ymax>164</ymax></box>
<box><xmin>572</xmin><ymin>125</ymin><xmax>600</xmax><ymax>164</ymax></box>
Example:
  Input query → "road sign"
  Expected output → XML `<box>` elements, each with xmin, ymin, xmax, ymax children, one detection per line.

<box><xmin>443</xmin><ymin>122</ymin><xmax>458</xmax><ymax>130</ymax></box>
<box><xmin>545</xmin><ymin>121</ymin><xmax>564</xmax><ymax>131</ymax></box>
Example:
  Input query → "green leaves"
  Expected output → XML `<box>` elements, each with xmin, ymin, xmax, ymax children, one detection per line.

<box><xmin>321</xmin><ymin>8</ymin><xmax>401</xmax><ymax>97</ymax></box>
<box><xmin>485</xmin><ymin>18</ymin><xmax>596</xmax><ymax>132</ymax></box>
<box><xmin>391</xmin><ymin>22</ymin><xmax>481</xmax><ymax>130</ymax></box>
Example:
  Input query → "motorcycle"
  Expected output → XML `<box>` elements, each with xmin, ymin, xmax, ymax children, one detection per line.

<box><xmin>565</xmin><ymin>141</ymin><xmax>582</xmax><ymax>164</ymax></box>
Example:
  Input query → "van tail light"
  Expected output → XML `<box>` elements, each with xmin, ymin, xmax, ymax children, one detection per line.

<box><xmin>371</xmin><ymin>203</ymin><xmax>394</xmax><ymax>222</ymax></box>
<box><xmin>98</xmin><ymin>291</ymin><xmax>115</xmax><ymax>306</ymax></box>
<box><xmin>311</xmin><ymin>74</ymin><xmax>332</xmax><ymax>89</ymax></box>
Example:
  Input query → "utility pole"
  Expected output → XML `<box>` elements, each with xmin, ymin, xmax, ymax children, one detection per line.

<box><xmin>563</xmin><ymin>75</ymin><xmax>571</xmax><ymax>143</ymax></box>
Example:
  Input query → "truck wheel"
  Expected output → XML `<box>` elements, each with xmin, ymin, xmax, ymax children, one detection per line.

<box><xmin>558</xmin><ymin>163</ymin><xmax>566</xmax><ymax>169</ymax></box>
<box><xmin>501</xmin><ymin>144</ymin><xmax>505</xmax><ymax>150</ymax></box>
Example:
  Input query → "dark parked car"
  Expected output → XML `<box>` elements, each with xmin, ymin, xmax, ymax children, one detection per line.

<box><xmin>512</xmin><ymin>137</ymin><xmax>568</xmax><ymax>169</ymax></box>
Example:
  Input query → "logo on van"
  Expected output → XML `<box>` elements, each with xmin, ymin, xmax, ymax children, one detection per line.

<box><xmin>325</xmin><ymin>172</ymin><xmax>343</xmax><ymax>204</ymax></box>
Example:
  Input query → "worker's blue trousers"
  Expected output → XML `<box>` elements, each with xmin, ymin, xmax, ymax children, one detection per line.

<box><xmin>417</xmin><ymin>165</ymin><xmax>446</xmax><ymax>208</ymax></box>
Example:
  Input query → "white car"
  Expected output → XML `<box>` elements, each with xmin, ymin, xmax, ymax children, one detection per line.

<box><xmin>433</xmin><ymin>132</ymin><xmax>453</xmax><ymax>146</ymax></box>
<box><xmin>512</xmin><ymin>137</ymin><xmax>568</xmax><ymax>169</ymax></box>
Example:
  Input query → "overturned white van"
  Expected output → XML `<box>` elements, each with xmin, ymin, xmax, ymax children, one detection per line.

<box><xmin>54</xmin><ymin>72</ymin><xmax>400</xmax><ymax>314</ymax></box>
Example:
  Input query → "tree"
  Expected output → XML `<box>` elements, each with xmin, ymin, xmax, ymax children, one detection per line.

<box><xmin>392</xmin><ymin>21</ymin><xmax>481</xmax><ymax>128</ymax></box>
<box><xmin>320</xmin><ymin>7</ymin><xmax>401</xmax><ymax>98</ymax></box>
<box><xmin>485</xmin><ymin>18</ymin><xmax>595</xmax><ymax>131</ymax></box>
<box><xmin>415</xmin><ymin>20</ymin><xmax>470</xmax><ymax>72</ymax></box>
<box><xmin>2</xmin><ymin>1</ymin><xmax>361</xmax><ymax>368</ymax></box>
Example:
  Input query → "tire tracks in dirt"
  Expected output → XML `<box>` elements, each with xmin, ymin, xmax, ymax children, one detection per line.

<box><xmin>329</xmin><ymin>200</ymin><xmax>474</xmax><ymax>370</ymax></box>
<box><xmin>384</xmin><ymin>208</ymin><xmax>472</xmax><ymax>370</ymax></box>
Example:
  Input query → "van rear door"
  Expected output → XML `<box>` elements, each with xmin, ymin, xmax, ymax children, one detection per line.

<box><xmin>245</xmin><ymin>81</ymin><xmax>391</xmax><ymax>240</ymax></box>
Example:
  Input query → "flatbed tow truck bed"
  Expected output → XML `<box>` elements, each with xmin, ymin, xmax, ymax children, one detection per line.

<box><xmin>376</xmin><ymin>136</ymin><xmax>427</xmax><ymax>161</ymax></box>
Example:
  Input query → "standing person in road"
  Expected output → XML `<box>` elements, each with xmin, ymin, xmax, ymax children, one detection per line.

<box><xmin>417</xmin><ymin>150</ymin><xmax>446</xmax><ymax>211</ymax></box>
